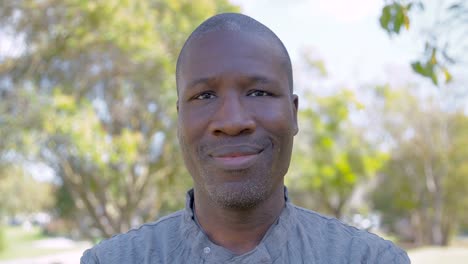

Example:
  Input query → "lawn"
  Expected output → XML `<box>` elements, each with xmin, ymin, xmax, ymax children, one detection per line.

<box><xmin>409</xmin><ymin>246</ymin><xmax>468</xmax><ymax>264</ymax></box>
<box><xmin>0</xmin><ymin>225</ymin><xmax>66</xmax><ymax>260</ymax></box>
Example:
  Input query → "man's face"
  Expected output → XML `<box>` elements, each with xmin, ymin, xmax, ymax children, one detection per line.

<box><xmin>177</xmin><ymin>30</ymin><xmax>298</xmax><ymax>209</ymax></box>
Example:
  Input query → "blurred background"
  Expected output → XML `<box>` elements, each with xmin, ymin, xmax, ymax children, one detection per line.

<box><xmin>0</xmin><ymin>0</ymin><xmax>467</xmax><ymax>263</ymax></box>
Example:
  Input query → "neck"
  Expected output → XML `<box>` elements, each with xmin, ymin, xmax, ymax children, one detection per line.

<box><xmin>193</xmin><ymin>186</ymin><xmax>285</xmax><ymax>255</ymax></box>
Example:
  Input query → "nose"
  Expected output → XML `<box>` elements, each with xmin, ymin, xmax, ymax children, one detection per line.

<box><xmin>209</xmin><ymin>94</ymin><xmax>256</xmax><ymax>136</ymax></box>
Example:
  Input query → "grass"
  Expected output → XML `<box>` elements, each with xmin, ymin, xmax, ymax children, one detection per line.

<box><xmin>406</xmin><ymin>237</ymin><xmax>468</xmax><ymax>264</ymax></box>
<box><xmin>0</xmin><ymin>225</ymin><xmax>66</xmax><ymax>260</ymax></box>
<box><xmin>408</xmin><ymin>246</ymin><xmax>468</xmax><ymax>264</ymax></box>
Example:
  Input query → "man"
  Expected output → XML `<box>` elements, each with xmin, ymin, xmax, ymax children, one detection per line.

<box><xmin>81</xmin><ymin>13</ymin><xmax>410</xmax><ymax>263</ymax></box>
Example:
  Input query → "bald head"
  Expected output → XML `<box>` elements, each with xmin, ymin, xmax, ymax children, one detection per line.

<box><xmin>176</xmin><ymin>13</ymin><xmax>293</xmax><ymax>92</ymax></box>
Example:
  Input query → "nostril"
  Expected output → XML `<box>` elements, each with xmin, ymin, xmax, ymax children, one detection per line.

<box><xmin>209</xmin><ymin>96</ymin><xmax>256</xmax><ymax>136</ymax></box>
<box><xmin>210</xmin><ymin>119</ymin><xmax>256</xmax><ymax>136</ymax></box>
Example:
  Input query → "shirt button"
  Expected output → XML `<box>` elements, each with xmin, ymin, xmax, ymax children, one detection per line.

<box><xmin>203</xmin><ymin>247</ymin><xmax>211</xmax><ymax>254</ymax></box>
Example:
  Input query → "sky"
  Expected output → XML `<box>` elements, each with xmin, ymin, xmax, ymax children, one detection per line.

<box><xmin>230</xmin><ymin>0</ymin><xmax>468</xmax><ymax>113</ymax></box>
<box><xmin>1</xmin><ymin>0</ymin><xmax>461</xmax><ymax>94</ymax></box>
<box><xmin>230</xmin><ymin>0</ymin><xmax>420</xmax><ymax>87</ymax></box>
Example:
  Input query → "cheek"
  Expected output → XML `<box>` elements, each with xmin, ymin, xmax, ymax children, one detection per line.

<box><xmin>251</xmin><ymin>102</ymin><xmax>296</xmax><ymax>137</ymax></box>
<box><xmin>178</xmin><ymin>117</ymin><xmax>203</xmax><ymax>176</ymax></box>
<box><xmin>178</xmin><ymin>108</ymin><xmax>208</xmax><ymax>143</ymax></box>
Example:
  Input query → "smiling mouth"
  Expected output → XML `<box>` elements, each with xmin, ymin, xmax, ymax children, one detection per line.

<box><xmin>212</xmin><ymin>153</ymin><xmax>261</xmax><ymax>170</ymax></box>
<box><xmin>209</xmin><ymin>146</ymin><xmax>264</xmax><ymax>170</ymax></box>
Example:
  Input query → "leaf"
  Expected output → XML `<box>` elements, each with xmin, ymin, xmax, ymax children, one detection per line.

<box><xmin>393</xmin><ymin>4</ymin><xmax>405</xmax><ymax>34</ymax></box>
<box><xmin>379</xmin><ymin>3</ymin><xmax>410</xmax><ymax>34</ymax></box>
<box><xmin>430</xmin><ymin>48</ymin><xmax>438</xmax><ymax>65</ymax></box>
<box><xmin>403</xmin><ymin>8</ymin><xmax>410</xmax><ymax>30</ymax></box>
<box><xmin>443</xmin><ymin>67</ymin><xmax>453</xmax><ymax>83</ymax></box>
<box><xmin>411</xmin><ymin>60</ymin><xmax>435</xmax><ymax>79</ymax></box>
<box><xmin>430</xmin><ymin>71</ymin><xmax>439</xmax><ymax>85</ymax></box>
<box><xmin>380</xmin><ymin>5</ymin><xmax>392</xmax><ymax>33</ymax></box>
<box><xmin>411</xmin><ymin>62</ymin><xmax>426</xmax><ymax>76</ymax></box>
<box><xmin>404</xmin><ymin>16</ymin><xmax>410</xmax><ymax>30</ymax></box>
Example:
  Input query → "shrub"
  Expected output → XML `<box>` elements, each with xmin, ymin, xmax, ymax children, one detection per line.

<box><xmin>0</xmin><ymin>226</ymin><xmax>5</xmax><ymax>252</ymax></box>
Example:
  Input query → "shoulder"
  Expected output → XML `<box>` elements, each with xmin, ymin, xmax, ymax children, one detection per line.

<box><xmin>289</xmin><ymin>204</ymin><xmax>410</xmax><ymax>263</ymax></box>
<box><xmin>80</xmin><ymin>210</ymin><xmax>184</xmax><ymax>264</ymax></box>
<box><xmin>291</xmin><ymin>204</ymin><xmax>369</xmax><ymax>239</ymax></box>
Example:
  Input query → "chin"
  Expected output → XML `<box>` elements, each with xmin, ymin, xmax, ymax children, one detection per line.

<box><xmin>207</xmin><ymin>180</ymin><xmax>271</xmax><ymax>210</ymax></box>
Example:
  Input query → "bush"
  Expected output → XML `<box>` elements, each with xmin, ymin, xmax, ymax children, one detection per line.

<box><xmin>0</xmin><ymin>226</ymin><xmax>5</xmax><ymax>252</ymax></box>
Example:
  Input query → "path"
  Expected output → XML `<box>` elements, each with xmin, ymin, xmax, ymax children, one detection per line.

<box><xmin>0</xmin><ymin>248</ymin><xmax>86</xmax><ymax>264</ymax></box>
<box><xmin>409</xmin><ymin>246</ymin><xmax>468</xmax><ymax>264</ymax></box>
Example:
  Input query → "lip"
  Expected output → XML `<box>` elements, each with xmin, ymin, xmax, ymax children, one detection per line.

<box><xmin>209</xmin><ymin>145</ymin><xmax>264</xmax><ymax>170</ymax></box>
<box><xmin>212</xmin><ymin>153</ymin><xmax>260</xmax><ymax>169</ymax></box>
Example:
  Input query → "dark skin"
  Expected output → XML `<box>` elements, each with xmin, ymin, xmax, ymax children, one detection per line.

<box><xmin>177</xmin><ymin>30</ymin><xmax>298</xmax><ymax>254</ymax></box>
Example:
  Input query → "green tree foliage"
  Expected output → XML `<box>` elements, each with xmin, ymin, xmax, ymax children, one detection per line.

<box><xmin>0</xmin><ymin>165</ymin><xmax>54</xmax><ymax>217</ymax></box>
<box><xmin>380</xmin><ymin>1</ymin><xmax>467</xmax><ymax>85</ymax></box>
<box><xmin>0</xmin><ymin>0</ymin><xmax>238</xmax><ymax>239</ymax></box>
<box><xmin>371</xmin><ymin>86</ymin><xmax>468</xmax><ymax>246</ymax></box>
<box><xmin>289</xmin><ymin>91</ymin><xmax>387</xmax><ymax>218</ymax></box>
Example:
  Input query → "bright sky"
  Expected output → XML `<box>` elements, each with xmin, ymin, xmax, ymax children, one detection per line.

<box><xmin>231</xmin><ymin>0</ymin><xmax>468</xmax><ymax>113</ymax></box>
<box><xmin>231</xmin><ymin>0</ymin><xmax>421</xmax><ymax>87</ymax></box>
<box><xmin>0</xmin><ymin>0</ymin><xmax>452</xmax><ymax>91</ymax></box>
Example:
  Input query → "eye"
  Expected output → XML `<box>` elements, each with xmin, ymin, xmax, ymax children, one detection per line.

<box><xmin>194</xmin><ymin>92</ymin><xmax>216</xmax><ymax>100</ymax></box>
<box><xmin>247</xmin><ymin>90</ymin><xmax>272</xmax><ymax>97</ymax></box>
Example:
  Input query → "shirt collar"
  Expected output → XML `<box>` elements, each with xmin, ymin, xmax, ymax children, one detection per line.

<box><xmin>180</xmin><ymin>187</ymin><xmax>295</xmax><ymax>262</ymax></box>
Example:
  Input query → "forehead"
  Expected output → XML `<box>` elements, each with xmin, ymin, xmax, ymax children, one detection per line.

<box><xmin>178</xmin><ymin>30</ymin><xmax>287</xmax><ymax>90</ymax></box>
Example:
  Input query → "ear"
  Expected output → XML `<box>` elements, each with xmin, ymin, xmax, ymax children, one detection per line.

<box><xmin>176</xmin><ymin>100</ymin><xmax>179</xmax><ymax>113</ymax></box>
<box><xmin>292</xmin><ymin>94</ymin><xmax>299</xmax><ymax>135</ymax></box>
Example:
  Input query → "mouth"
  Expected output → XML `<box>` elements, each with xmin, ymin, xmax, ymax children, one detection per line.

<box><xmin>208</xmin><ymin>145</ymin><xmax>264</xmax><ymax>170</ymax></box>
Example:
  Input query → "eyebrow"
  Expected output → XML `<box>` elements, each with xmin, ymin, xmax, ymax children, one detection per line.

<box><xmin>187</xmin><ymin>77</ymin><xmax>214</xmax><ymax>89</ymax></box>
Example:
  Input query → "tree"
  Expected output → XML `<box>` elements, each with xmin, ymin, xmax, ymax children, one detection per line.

<box><xmin>0</xmin><ymin>0</ymin><xmax>238</xmax><ymax>239</ymax></box>
<box><xmin>380</xmin><ymin>0</ymin><xmax>467</xmax><ymax>86</ymax></box>
<box><xmin>289</xmin><ymin>91</ymin><xmax>387</xmax><ymax>219</ymax></box>
<box><xmin>0</xmin><ymin>164</ymin><xmax>54</xmax><ymax>217</ymax></box>
<box><xmin>371</xmin><ymin>86</ymin><xmax>468</xmax><ymax>246</ymax></box>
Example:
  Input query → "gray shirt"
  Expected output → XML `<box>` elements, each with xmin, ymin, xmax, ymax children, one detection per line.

<box><xmin>81</xmin><ymin>189</ymin><xmax>410</xmax><ymax>263</ymax></box>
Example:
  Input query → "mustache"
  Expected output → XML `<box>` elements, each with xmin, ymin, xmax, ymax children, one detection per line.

<box><xmin>199</xmin><ymin>137</ymin><xmax>271</xmax><ymax>157</ymax></box>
